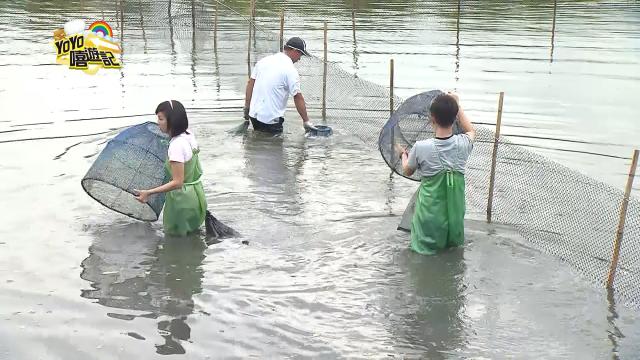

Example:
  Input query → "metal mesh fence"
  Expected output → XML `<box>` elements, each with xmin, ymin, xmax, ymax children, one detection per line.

<box><xmin>101</xmin><ymin>0</ymin><xmax>639</xmax><ymax>307</ymax></box>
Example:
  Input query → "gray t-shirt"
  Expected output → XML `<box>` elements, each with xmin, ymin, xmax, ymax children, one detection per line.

<box><xmin>408</xmin><ymin>134</ymin><xmax>474</xmax><ymax>177</ymax></box>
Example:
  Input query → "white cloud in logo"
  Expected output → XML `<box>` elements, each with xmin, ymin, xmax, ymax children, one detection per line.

<box><xmin>64</xmin><ymin>19</ymin><xmax>86</xmax><ymax>36</ymax></box>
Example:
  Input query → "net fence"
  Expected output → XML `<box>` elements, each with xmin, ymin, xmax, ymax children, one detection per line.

<box><xmin>98</xmin><ymin>0</ymin><xmax>639</xmax><ymax>307</ymax></box>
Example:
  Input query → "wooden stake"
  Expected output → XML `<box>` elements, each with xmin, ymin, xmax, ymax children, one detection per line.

<box><xmin>322</xmin><ymin>21</ymin><xmax>328</xmax><ymax>122</ymax></box>
<box><xmin>279</xmin><ymin>9</ymin><xmax>285</xmax><ymax>50</ymax></box>
<box><xmin>551</xmin><ymin>0</ymin><xmax>557</xmax><ymax>42</ymax></box>
<box><xmin>607</xmin><ymin>149</ymin><xmax>639</xmax><ymax>288</ymax></box>
<box><xmin>115</xmin><ymin>0</ymin><xmax>119</xmax><ymax>34</ymax></box>
<box><xmin>191</xmin><ymin>0</ymin><xmax>195</xmax><ymax>33</ymax></box>
<box><xmin>390</xmin><ymin>59</ymin><xmax>394</xmax><ymax>116</ymax></box>
<box><xmin>138</xmin><ymin>0</ymin><xmax>147</xmax><ymax>52</ymax></box>
<box><xmin>119</xmin><ymin>0</ymin><xmax>124</xmax><ymax>39</ymax></box>
<box><xmin>487</xmin><ymin>91</ymin><xmax>505</xmax><ymax>223</ymax></box>
<box><xmin>251</xmin><ymin>0</ymin><xmax>256</xmax><ymax>39</ymax></box>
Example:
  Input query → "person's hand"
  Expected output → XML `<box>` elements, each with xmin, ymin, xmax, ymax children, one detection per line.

<box><xmin>394</xmin><ymin>144</ymin><xmax>408</xmax><ymax>159</ymax></box>
<box><xmin>133</xmin><ymin>189</ymin><xmax>150</xmax><ymax>203</ymax></box>
<box><xmin>303</xmin><ymin>121</ymin><xmax>317</xmax><ymax>132</ymax></box>
<box><xmin>243</xmin><ymin>107</ymin><xmax>250</xmax><ymax>121</ymax></box>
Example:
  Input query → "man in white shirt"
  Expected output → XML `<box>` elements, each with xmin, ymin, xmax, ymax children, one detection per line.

<box><xmin>243</xmin><ymin>37</ymin><xmax>315</xmax><ymax>134</ymax></box>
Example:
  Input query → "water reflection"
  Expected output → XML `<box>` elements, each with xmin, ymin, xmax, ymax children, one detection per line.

<box><xmin>80</xmin><ymin>222</ymin><xmax>206</xmax><ymax>355</ymax></box>
<box><xmin>137</xmin><ymin>0</ymin><xmax>148</xmax><ymax>54</ymax></box>
<box><xmin>550</xmin><ymin>0</ymin><xmax>557</xmax><ymax>63</ymax></box>
<box><xmin>351</xmin><ymin>6</ymin><xmax>359</xmax><ymax>74</ymax></box>
<box><xmin>169</xmin><ymin>0</ymin><xmax>177</xmax><ymax>70</ymax></box>
<box><xmin>607</xmin><ymin>287</ymin><xmax>623</xmax><ymax>360</ymax></box>
<box><xmin>241</xmin><ymin>131</ymin><xmax>306</xmax><ymax>220</ymax></box>
<box><xmin>388</xmin><ymin>249</ymin><xmax>467</xmax><ymax>358</ymax></box>
<box><xmin>455</xmin><ymin>0</ymin><xmax>461</xmax><ymax>86</ymax></box>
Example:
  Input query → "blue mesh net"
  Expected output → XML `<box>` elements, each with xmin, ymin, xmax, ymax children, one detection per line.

<box><xmin>81</xmin><ymin>122</ymin><xmax>170</xmax><ymax>221</ymax></box>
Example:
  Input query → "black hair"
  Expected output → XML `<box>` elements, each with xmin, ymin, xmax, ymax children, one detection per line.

<box><xmin>429</xmin><ymin>94</ymin><xmax>459</xmax><ymax>128</ymax></box>
<box><xmin>155</xmin><ymin>100</ymin><xmax>189</xmax><ymax>138</ymax></box>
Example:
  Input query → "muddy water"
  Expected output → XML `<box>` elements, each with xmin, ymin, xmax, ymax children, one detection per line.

<box><xmin>1</xmin><ymin>0</ymin><xmax>640</xmax><ymax>359</ymax></box>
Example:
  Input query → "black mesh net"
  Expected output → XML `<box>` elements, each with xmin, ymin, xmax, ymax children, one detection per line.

<box><xmin>379</xmin><ymin>89</ymin><xmax>464</xmax><ymax>181</ymax></box>
<box><xmin>81</xmin><ymin>122</ymin><xmax>170</xmax><ymax>221</ymax></box>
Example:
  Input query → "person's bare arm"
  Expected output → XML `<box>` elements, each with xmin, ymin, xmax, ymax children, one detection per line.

<box><xmin>449</xmin><ymin>92</ymin><xmax>475</xmax><ymax>142</ymax></box>
<box><xmin>134</xmin><ymin>161</ymin><xmax>184</xmax><ymax>203</ymax></box>
<box><xmin>458</xmin><ymin>107</ymin><xmax>475</xmax><ymax>142</ymax></box>
<box><xmin>293</xmin><ymin>92</ymin><xmax>311</xmax><ymax>124</ymax></box>
<box><xmin>402</xmin><ymin>150</ymin><xmax>416</xmax><ymax>177</ymax></box>
<box><xmin>244</xmin><ymin>78</ymin><xmax>255</xmax><ymax>119</ymax></box>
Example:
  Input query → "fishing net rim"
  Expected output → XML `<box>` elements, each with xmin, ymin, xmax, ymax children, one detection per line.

<box><xmin>378</xmin><ymin>90</ymin><xmax>446</xmax><ymax>182</ymax></box>
<box><xmin>81</xmin><ymin>177</ymin><xmax>159</xmax><ymax>222</ymax></box>
<box><xmin>377</xmin><ymin>139</ymin><xmax>421</xmax><ymax>183</ymax></box>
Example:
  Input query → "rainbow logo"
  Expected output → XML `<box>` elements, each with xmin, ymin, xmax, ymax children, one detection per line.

<box><xmin>88</xmin><ymin>21</ymin><xmax>113</xmax><ymax>38</ymax></box>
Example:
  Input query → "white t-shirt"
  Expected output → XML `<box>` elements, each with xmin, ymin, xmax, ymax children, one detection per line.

<box><xmin>249</xmin><ymin>52</ymin><xmax>301</xmax><ymax>124</ymax></box>
<box><xmin>168</xmin><ymin>131</ymin><xmax>198</xmax><ymax>163</ymax></box>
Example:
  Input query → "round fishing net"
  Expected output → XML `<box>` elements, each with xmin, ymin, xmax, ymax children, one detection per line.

<box><xmin>378</xmin><ymin>90</ymin><xmax>462</xmax><ymax>181</ymax></box>
<box><xmin>81</xmin><ymin>122</ymin><xmax>170</xmax><ymax>221</ymax></box>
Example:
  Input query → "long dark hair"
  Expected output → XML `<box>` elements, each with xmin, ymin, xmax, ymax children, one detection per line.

<box><xmin>155</xmin><ymin>100</ymin><xmax>189</xmax><ymax>138</ymax></box>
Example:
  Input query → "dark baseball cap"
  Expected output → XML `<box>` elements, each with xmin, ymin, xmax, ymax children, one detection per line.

<box><xmin>284</xmin><ymin>37</ymin><xmax>310</xmax><ymax>56</ymax></box>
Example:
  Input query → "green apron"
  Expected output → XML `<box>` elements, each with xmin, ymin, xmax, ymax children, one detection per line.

<box><xmin>162</xmin><ymin>149</ymin><xmax>207</xmax><ymax>236</ymax></box>
<box><xmin>410</xmin><ymin>141</ymin><xmax>466</xmax><ymax>255</ymax></box>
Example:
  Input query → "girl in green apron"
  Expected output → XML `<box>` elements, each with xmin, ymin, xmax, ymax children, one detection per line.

<box><xmin>401</xmin><ymin>93</ymin><xmax>476</xmax><ymax>255</ymax></box>
<box><xmin>134</xmin><ymin>100</ymin><xmax>207</xmax><ymax>236</ymax></box>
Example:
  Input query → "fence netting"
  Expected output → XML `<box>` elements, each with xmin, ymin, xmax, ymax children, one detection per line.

<box><xmin>98</xmin><ymin>0</ymin><xmax>639</xmax><ymax>308</ymax></box>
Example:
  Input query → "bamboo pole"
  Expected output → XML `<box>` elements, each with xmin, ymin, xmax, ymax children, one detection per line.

<box><xmin>487</xmin><ymin>91</ymin><xmax>505</xmax><ymax>223</ymax></box>
<box><xmin>390</xmin><ymin>59</ymin><xmax>394</xmax><ymax>116</ymax></box>
<box><xmin>191</xmin><ymin>0</ymin><xmax>195</xmax><ymax>34</ymax></box>
<box><xmin>119</xmin><ymin>0</ymin><xmax>124</xmax><ymax>40</ymax></box>
<box><xmin>279</xmin><ymin>9</ymin><xmax>285</xmax><ymax>50</ymax></box>
<box><xmin>115</xmin><ymin>0</ymin><xmax>119</xmax><ymax>34</ymax></box>
<box><xmin>322</xmin><ymin>21</ymin><xmax>328</xmax><ymax>122</ymax></box>
<box><xmin>457</xmin><ymin>0</ymin><xmax>461</xmax><ymax>32</ymax></box>
<box><xmin>551</xmin><ymin>0</ymin><xmax>557</xmax><ymax>43</ymax></box>
<box><xmin>138</xmin><ymin>0</ymin><xmax>147</xmax><ymax>52</ymax></box>
<box><xmin>251</xmin><ymin>0</ymin><xmax>256</xmax><ymax>47</ymax></box>
<box><xmin>607</xmin><ymin>149</ymin><xmax>640</xmax><ymax>288</ymax></box>
<box><xmin>214</xmin><ymin>2</ymin><xmax>218</xmax><ymax>50</ymax></box>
